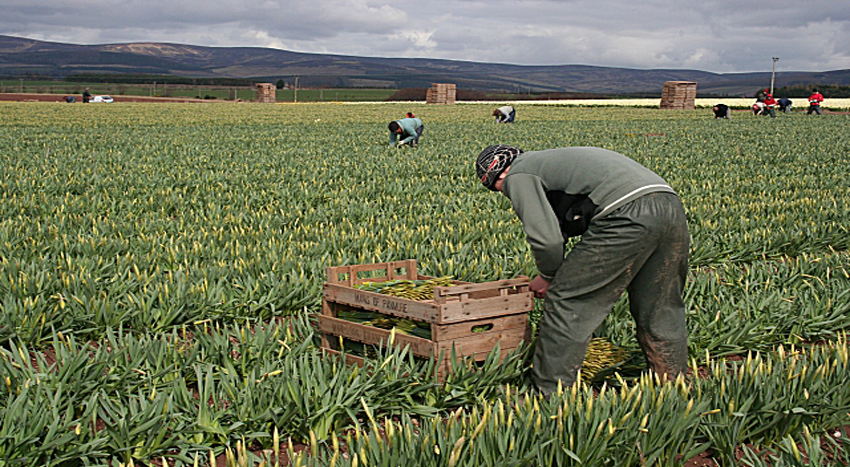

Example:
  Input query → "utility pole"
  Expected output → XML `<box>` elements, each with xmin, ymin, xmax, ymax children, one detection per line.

<box><xmin>770</xmin><ymin>57</ymin><xmax>779</xmax><ymax>95</ymax></box>
<box><xmin>293</xmin><ymin>76</ymin><xmax>300</xmax><ymax>103</ymax></box>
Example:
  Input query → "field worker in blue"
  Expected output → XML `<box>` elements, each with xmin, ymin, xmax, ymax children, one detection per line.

<box><xmin>388</xmin><ymin>116</ymin><xmax>424</xmax><ymax>148</ymax></box>
<box><xmin>475</xmin><ymin>144</ymin><xmax>690</xmax><ymax>395</ymax></box>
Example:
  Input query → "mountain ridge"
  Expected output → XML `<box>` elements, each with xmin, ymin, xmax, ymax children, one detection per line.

<box><xmin>2</xmin><ymin>34</ymin><xmax>849</xmax><ymax>95</ymax></box>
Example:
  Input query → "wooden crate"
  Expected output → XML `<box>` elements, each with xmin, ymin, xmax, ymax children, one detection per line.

<box><xmin>319</xmin><ymin>260</ymin><xmax>532</xmax><ymax>378</ymax></box>
<box><xmin>426</xmin><ymin>83</ymin><xmax>457</xmax><ymax>105</ymax></box>
<box><xmin>255</xmin><ymin>83</ymin><xmax>276</xmax><ymax>103</ymax></box>
<box><xmin>660</xmin><ymin>81</ymin><xmax>697</xmax><ymax>109</ymax></box>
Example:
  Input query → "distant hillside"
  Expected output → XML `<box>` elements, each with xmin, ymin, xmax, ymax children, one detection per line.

<box><xmin>2</xmin><ymin>35</ymin><xmax>849</xmax><ymax>96</ymax></box>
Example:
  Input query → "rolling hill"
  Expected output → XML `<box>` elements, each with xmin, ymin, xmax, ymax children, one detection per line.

<box><xmin>2</xmin><ymin>34</ymin><xmax>849</xmax><ymax>96</ymax></box>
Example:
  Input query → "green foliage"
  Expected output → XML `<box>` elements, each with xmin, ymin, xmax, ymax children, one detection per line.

<box><xmin>739</xmin><ymin>427</ymin><xmax>850</xmax><ymax>467</ymax></box>
<box><xmin>773</xmin><ymin>83</ymin><xmax>850</xmax><ymax>98</ymax></box>
<box><xmin>0</xmin><ymin>102</ymin><xmax>848</xmax><ymax>465</ymax></box>
<box><xmin>695</xmin><ymin>344</ymin><xmax>850</xmax><ymax>466</ymax></box>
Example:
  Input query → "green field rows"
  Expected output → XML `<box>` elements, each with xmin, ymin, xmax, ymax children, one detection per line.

<box><xmin>0</xmin><ymin>102</ymin><xmax>848</xmax><ymax>466</ymax></box>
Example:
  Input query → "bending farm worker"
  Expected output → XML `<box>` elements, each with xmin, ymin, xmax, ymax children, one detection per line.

<box><xmin>763</xmin><ymin>94</ymin><xmax>778</xmax><ymax>118</ymax></box>
<box><xmin>493</xmin><ymin>105</ymin><xmax>516</xmax><ymax>123</ymax></box>
<box><xmin>475</xmin><ymin>145</ymin><xmax>690</xmax><ymax>395</ymax></box>
<box><xmin>388</xmin><ymin>116</ymin><xmax>424</xmax><ymax>148</ymax></box>
<box><xmin>712</xmin><ymin>103</ymin><xmax>731</xmax><ymax>119</ymax></box>
<box><xmin>807</xmin><ymin>89</ymin><xmax>824</xmax><ymax>115</ymax></box>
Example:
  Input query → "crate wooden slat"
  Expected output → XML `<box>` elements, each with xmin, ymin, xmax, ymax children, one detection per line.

<box><xmin>318</xmin><ymin>312</ymin><xmax>529</xmax><ymax>358</ymax></box>
<box><xmin>435</xmin><ymin>327</ymin><xmax>527</xmax><ymax>358</ymax></box>
<box><xmin>318</xmin><ymin>315</ymin><xmax>436</xmax><ymax>357</ymax></box>
<box><xmin>326</xmin><ymin>258</ymin><xmax>418</xmax><ymax>286</ymax></box>
<box><xmin>322</xmin><ymin>277</ymin><xmax>531</xmax><ymax>324</ymax></box>
<box><xmin>319</xmin><ymin>259</ymin><xmax>532</xmax><ymax>380</ymax></box>
<box><xmin>432</xmin><ymin>313</ymin><xmax>527</xmax><ymax>341</ymax></box>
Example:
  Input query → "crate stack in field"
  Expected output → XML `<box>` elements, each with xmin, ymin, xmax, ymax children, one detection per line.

<box><xmin>426</xmin><ymin>83</ymin><xmax>457</xmax><ymax>105</ymax></box>
<box><xmin>659</xmin><ymin>81</ymin><xmax>697</xmax><ymax>109</ymax></box>
<box><xmin>319</xmin><ymin>260</ymin><xmax>533</xmax><ymax>380</ymax></box>
<box><xmin>255</xmin><ymin>83</ymin><xmax>276</xmax><ymax>103</ymax></box>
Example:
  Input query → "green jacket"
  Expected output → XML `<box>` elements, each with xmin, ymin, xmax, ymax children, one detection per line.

<box><xmin>389</xmin><ymin>117</ymin><xmax>423</xmax><ymax>144</ymax></box>
<box><xmin>501</xmin><ymin>147</ymin><xmax>675</xmax><ymax>278</ymax></box>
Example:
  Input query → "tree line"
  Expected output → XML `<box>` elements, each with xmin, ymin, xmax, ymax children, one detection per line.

<box><xmin>770</xmin><ymin>84</ymin><xmax>850</xmax><ymax>98</ymax></box>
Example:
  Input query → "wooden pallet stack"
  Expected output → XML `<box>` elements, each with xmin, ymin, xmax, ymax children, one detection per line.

<box><xmin>319</xmin><ymin>260</ymin><xmax>533</xmax><ymax>380</ymax></box>
<box><xmin>659</xmin><ymin>81</ymin><xmax>697</xmax><ymax>109</ymax></box>
<box><xmin>426</xmin><ymin>83</ymin><xmax>457</xmax><ymax>105</ymax></box>
<box><xmin>255</xmin><ymin>83</ymin><xmax>276</xmax><ymax>103</ymax></box>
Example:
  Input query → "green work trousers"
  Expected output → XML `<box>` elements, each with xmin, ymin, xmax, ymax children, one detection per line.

<box><xmin>531</xmin><ymin>192</ymin><xmax>690</xmax><ymax>394</ymax></box>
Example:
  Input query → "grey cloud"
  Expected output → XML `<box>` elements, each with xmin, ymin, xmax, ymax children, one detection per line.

<box><xmin>2</xmin><ymin>0</ymin><xmax>848</xmax><ymax>72</ymax></box>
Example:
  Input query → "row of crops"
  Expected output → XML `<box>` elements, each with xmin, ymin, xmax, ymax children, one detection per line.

<box><xmin>1</xmin><ymin>102</ymin><xmax>849</xmax><ymax>466</ymax></box>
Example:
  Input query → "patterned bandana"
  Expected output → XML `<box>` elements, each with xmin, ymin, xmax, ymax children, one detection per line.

<box><xmin>476</xmin><ymin>145</ymin><xmax>523</xmax><ymax>191</ymax></box>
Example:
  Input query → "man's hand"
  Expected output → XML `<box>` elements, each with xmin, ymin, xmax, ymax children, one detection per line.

<box><xmin>529</xmin><ymin>275</ymin><xmax>551</xmax><ymax>298</ymax></box>
<box><xmin>396</xmin><ymin>140</ymin><xmax>406</xmax><ymax>147</ymax></box>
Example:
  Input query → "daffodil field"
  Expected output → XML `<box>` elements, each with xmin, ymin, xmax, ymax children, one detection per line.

<box><xmin>1</xmin><ymin>102</ymin><xmax>849</xmax><ymax>466</ymax></box>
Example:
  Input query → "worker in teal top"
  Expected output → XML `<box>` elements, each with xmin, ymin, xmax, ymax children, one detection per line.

<box><xmin>388</xmin><ymin>117</ymin><xmax>424</xmax><ymax>147</ymax></box>
<box><xmin>475</xmin><ymin>145</ymin><xmax>690</xmax><ymax>395</ymax></box>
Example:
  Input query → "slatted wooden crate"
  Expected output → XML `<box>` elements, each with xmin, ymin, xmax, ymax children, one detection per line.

<box><xmin>255</xmin><ymin>83</ymin><xmax>276</xmax><ymax>103</ymax></box>
<box><xmin>319</xmin><ymin>259</ymin><xmax>532</xmax><ymax>379</ymax></box>
<box><xmin>660</xmin><ymin>81</ymin><xmax>697</xmax><ymax>109</ymax></box>
<box><xmin>426</xmin><ymin>83</ymin><xmax>457</xmax><ymax>105</ymax></box>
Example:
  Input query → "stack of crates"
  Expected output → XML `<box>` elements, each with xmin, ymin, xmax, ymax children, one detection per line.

<box><xmin>318</xmin><ymin>260</ymin><xmax>533</xmax><ymax>380</ymax></box>
<box><xmin>426</xmin><ymin>83</ymin><xmax>457</xmax><ymax>105</ymax></box>
<box><xmin>659</xmin><ymin>81</ymin><xmax>697</xmax><ymax>109</ymax></box>
<box><xmin>255</xmin><ymin>83</ymin><xmax>276</xmax><ymax>103</ymax></box>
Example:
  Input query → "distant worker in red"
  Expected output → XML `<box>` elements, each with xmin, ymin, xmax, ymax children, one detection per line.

<box><xmin>763</xmin><ymin>93</ymin><xmax>778</xmax><ymax>118</ymax></box>
<box><xmin>807</xmin><ymin>89</ymin><xmax>824</xmax><ymax>115</ymax></box>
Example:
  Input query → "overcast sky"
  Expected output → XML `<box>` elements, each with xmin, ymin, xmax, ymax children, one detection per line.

<box><xmin>3</xmin><ymin>0</ymin><xmax>849</xmax><ymax>73</ymax></box>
